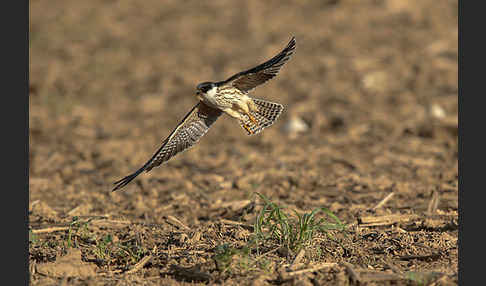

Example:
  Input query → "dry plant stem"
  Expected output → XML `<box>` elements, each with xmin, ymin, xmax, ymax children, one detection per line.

<box><xmin>125</xmin><ymin>255</ymin><xmax>153</xmax><ymax>274</ymax></box>
<box><xmin>219</xmin><ymin>200</ymin><xmax>251</xmax><ymax>210</ymax></box>
<box><xmin>290</xmin><ymin>249</ymin><xmax>306</xmax><ymax>270</ymax></box>
<box><xmin>285</xmin><ymin>263</ymin><xmax>338</xmax><ymax>277</ymax></box>
<box><xmin>31</xmin><ymin>227</ymin><xmax>70</xmax><ymax>234</ymax></box>
<box><xmin>166</xmin><ymin>215</ymin><xmax>191</xmax><ymax>231</ymax></box>
<box><xmin>220</xmin><ymin>219</ymin><xmax>253</xmax><ymax>228</ymax></box>
<box><xmin>372</xmin><ymin>192</ymin><xmax>395</xmax><ymax>210</ymax></box>
<box><xmin>358</xmin><ymin>212</ymin><xmax>456</xmax><ymax>227</ymax></box>
<box><xmin>427</xmin><ymin>190</ymin><xmax>440</xmax><ymax>214</ymax></box>
<box><xmin>255</xmin><ymin>247</ymin><xmax>280</xmax><ymax>261</ymax></box>
<box><xmin>358</xmin><ymin>214</ymin><xmax>419</xmax><ymax>227</ymax></box>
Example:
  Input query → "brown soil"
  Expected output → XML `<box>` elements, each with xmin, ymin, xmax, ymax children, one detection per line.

<box><xmin>29</xmin><ymin>0</ymin><xmax>458</xmax><ymax>285</ymax></box>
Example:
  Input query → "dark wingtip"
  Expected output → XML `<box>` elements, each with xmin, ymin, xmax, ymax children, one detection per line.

<box><xmin>112</xmin><ymin>168</ymin><xmax>146</xmax><ymax>192</ymax></box>
<box><xmin>288</xmin><ymin>36</ymin><xmax>296</xmax><ymax>47</ymax></box>
<box><xmin>112</xmin><ymin>175</ymin><xmax>133</xmax><ymax>192</ymax></box>
<box><xmin>280</xmin><ymin>36</ymin><xmax>296</xmax><ymax>57</ymax></box>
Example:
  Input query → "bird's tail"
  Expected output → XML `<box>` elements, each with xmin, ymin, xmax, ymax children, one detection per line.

<box><xmin>239</xmin><ymin>98</ymin><xmax>284</xmax><ymax>135</ymax></box>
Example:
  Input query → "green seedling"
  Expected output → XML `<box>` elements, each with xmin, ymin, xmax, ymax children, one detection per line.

<box><xmin>253</xmin><ymin>192</ymin><xmax>345</xmax><ymax>252</ymax></box>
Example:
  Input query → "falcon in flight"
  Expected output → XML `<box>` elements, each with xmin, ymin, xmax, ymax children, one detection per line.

<box><xmin>113</xmin><ymin>36</ymin><xmax>296</xmax><ymax>191</ymax></box>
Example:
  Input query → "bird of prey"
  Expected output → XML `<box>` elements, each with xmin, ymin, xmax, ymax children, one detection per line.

<box><xmin>112</xmin><ymin>36</ymin><xmax>296</xmax><ymax>191</ymax></box>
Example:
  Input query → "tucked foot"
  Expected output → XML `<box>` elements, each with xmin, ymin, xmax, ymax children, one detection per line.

<box><xmin>243</xmin><ymin>123</ymin><xmax>254</xmax><ymax>134</ymax></box>
<box><xmin>247</xmin><ymin>113</ymin><xmax>258</xmax><ymax>125</ymax></box>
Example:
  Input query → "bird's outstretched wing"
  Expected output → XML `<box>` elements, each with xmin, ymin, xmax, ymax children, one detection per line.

<box><xmin>112</xmin><ymin>102</ymin><xmax>223</xmax><ymax>191</ymax></box>
<box><xmin>219</xmin><ymin>36</ymin><xmax>296</xmax><ymax>92</ymax></box>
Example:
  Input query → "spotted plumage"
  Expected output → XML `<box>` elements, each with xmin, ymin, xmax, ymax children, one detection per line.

<box><xmin>239</xmin><ymin>98</ymin><xmax>284</xmax><ymax>135</ymax></box>
<box><xmin>113</xmin><ymin>36</ymin><xmax>296</xmax><ymax>191</ymax></box>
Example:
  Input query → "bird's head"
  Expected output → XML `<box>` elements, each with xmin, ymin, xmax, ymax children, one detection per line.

<box><xmin>196</xmin><ymin>82</ymin><xmax>216</xmax><ymax>99</ymax></box>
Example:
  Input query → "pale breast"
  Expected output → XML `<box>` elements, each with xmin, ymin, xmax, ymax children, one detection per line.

<box><xmin>202</xmin><ymin>86</ymin><xmax>244</xmax><ymax>110</ymax></box>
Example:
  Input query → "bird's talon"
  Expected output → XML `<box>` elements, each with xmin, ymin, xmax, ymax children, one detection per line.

<box><xmin>243</xmin><ymin>123</ymin><xmax>253</xmax><ymax>134</ymax></box>
<box><xmin>248</xmin><ymin>113</ymin><xmax>257</xmax><ymax>125</ymax></box>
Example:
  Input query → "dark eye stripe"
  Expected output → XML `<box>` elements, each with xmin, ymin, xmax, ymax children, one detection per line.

<box><xmin>197</xmin><ymin>82</ymin><xmax>214</xmax><ymax>93</ymax></box>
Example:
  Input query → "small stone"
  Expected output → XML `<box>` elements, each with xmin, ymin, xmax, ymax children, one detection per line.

<box><xmin>362</xmin><ymin>71</ymin><xmax>388</xmax><ymax>92</ymax></box>
<box><xmin>283</xmin><ymin>116</ymin><xmax>309</xmax><ymax>134</ymax></box>
<box><xmin>430</xmin><ymin>104</ymin><xmax>446</xmax><ymax>119</ymax></box>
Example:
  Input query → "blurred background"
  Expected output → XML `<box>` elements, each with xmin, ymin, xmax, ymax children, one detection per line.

<box><xmin>29</xmin><ymin>0</ymin><xmax>457</xmax><ymax>282</ymax></box>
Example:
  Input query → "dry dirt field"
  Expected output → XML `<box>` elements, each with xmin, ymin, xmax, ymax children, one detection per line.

<box><xmin>29</xmin><ymin>0</ymin><xmax>458</xmax><ymax>285</ymax></box>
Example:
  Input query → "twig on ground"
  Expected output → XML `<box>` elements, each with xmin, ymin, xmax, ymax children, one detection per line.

<box><xmin>289</xmin><ymin>249</ymin><xmax>306</xmax><ymax>270</ymax></box>
<box><xmin>427</xmin><ymin>190</ymin><xmax>440</xmax><ymax>214</ymax></box>
<box><xmin>254</xmin><ymin>247</ymin><xmax>280</xmax><ymax>262</ymax></box>
<box><xmin>220</xmin><ymin>219</ymin><xmax>253</xmax><ymax>228</ymax></box>
<box><xmin>372</xmin><ymin>192</ymin><xmax>395</xmax><ymax>210</ymax></box>
<box><xmin>166</xmin><ymin>215</ymin><xmax>191</xmax><ymax>231</ymax></box>
<box><xmin>286</xmin><ymin>263</ymin><xmax>338</xmax><ymax>277</ymax></box>
<box><xmin>280</xmin><ymin>262</ymin><xmax>338</xmax><ymax>279</ymax></box>
<box><xmin>358</xmin><ymin>214</ymin><xmax>419</xmax><ymax>227</ymax></box>
<box><xmin>220</xmin><ymin>200</ymin><xmax>252</xmax><ymax>211</ymax></box>
<box><xmin>125</xmin><ymin>254</ymin><xmax>153</xmax><ymax>274</ymax></box>
<box><xmin>31</xmin><ymin>227</ymin><xmax>70</xmax><ymax>234</ymax></box>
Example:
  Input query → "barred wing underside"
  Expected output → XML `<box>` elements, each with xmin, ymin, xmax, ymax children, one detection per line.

<box><xmin>220</xmin><ymin>37</ymin><xmax>296</xmax><ymax>92</ymax></box>
<box><xmin>112</xmin><ymin>102</ymin><xmax>222</xmax><ymax>191</ymax></box>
